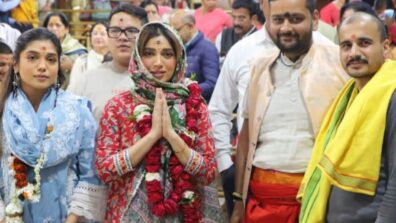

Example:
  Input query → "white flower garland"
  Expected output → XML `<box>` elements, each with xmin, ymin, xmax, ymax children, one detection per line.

<box><xmin>145</xmin><ymin>172</ymin><xmax>161</xmax><ymax>182</ymax></box>
<box><xmin>5</xmin><ymin>154</ymin><xmax>45</xmax><ymax>223</ymax></box>
<box><xmin>133</xmin><ymin>104</ymin><xmax>152</xmax><ymax>122</ymax></box>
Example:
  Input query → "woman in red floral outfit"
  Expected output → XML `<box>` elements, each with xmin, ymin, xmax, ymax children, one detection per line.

<box><xmin>95</xmin><ymin>22</ymin><xmax>224</xmax><ymax>223</ymax></box>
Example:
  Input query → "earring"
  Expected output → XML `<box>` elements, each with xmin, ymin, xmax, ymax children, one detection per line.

<box><xmin>55</xmin><ymin>79</ymin><xmax>60</xmax><ymax>90</ymax></box>
<box><xmin>12</xmin><ymin>72</ymin><xmax>19</xmax><ymax>89</ymax></box>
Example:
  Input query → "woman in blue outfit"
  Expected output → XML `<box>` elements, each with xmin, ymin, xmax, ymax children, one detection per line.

<box><xmin>0</xmin><ymin>28</ymin><xmax>106</xmax><ymax>222</ymax></box>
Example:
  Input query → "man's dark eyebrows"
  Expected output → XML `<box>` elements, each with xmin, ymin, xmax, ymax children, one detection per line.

<box><xmin>357</xmin><ymin>37</ymin><xmax>374</xmax><ymax>42</ymax></box>
<box><xmin>339</xmin><ymin>40</ymin><xmax>351</xmax><ymax>45</ymax></box>
<box><xmin>272</xmin><ymin>12</ymin><xmax>305</xmax><ymax>17</ymax></box>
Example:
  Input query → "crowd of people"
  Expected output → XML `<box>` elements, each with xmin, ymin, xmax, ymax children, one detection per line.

<box><xmin>0</xmin><ymin>0</ymin><xmax>396</xmax><ymax>222</ymax></box>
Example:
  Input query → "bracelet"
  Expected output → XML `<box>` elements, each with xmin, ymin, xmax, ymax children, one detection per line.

<box><xmin>232</xmin><ymin>192</ymin><xmax>243</xmax><ymax>201</ymax></box>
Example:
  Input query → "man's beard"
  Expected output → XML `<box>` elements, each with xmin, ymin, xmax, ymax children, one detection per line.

<box><xmin>274</xmin><ymin>30</ymin><xmax>312</xmax><ymax>55</ymax></box>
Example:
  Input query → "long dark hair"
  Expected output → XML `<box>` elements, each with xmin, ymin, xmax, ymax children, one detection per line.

<box><xmin>3</xmin><ymin>28</ymin><xmax>65</xmax><ymax>105</ymax></box>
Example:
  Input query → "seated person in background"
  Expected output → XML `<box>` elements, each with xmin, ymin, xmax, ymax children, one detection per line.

<box><xmin>68</xmin><ymin>22</ymin><xmax>109</xmax><ymax>92</ymax></box>
<box><xmin>43</xmin><ymin>12</ymin><xmax>87</xmax><ymax>88</ymax></box>
<box><xmin>0</xmin><ymin>0</ymin><xmax>19</xmax><ymax>25</ymax></box>
<box><xmin>141</xmin><ymin>0</ymin><xmax>162</xmax><ymax>22</ymax></box>
<box><xmin>0</xmin><ymin>41</ymin><xmax>12</xmax><ymax>83</ymax></box>
<box><xmin>0</xmin><ymin>23</ymin><xmax>20</xmax><ymax>51</ymax></box>
<box><xmin>11</xmin><ymin>0</ymin><xmax>38</xmax><ymax>32</ymax></box>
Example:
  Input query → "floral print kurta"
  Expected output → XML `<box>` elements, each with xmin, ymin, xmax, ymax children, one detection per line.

<box><xmin>95</xmin><ymin>91</ymin><xmax>222</xmax><ymax>222</ymax></box>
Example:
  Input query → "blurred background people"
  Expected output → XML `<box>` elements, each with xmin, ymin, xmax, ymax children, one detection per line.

<box><xmin>0</xmin><ymin>0</ymin><xmax>19</xmax><ymax>25</ymax></box>
<box><xmin>43</xmin><ymin>12</ymin><xmax>87</xmax><ymax>88</ymax></box>
<box><xmin>320</xmin><ymin>0</ymin><xmax>347</xmax><ymax>26</ymax></box>
<box><xmin>0</xmin><ymin>42</ymin><xmax>12</xmax><ymax>84</ymax></box>
<box><xmin>68</xmin><ymin>4</ymin><xmax>147</xmax><ymax>121</ymax></box>
<box><xmin>194</xmin><ymin>0</ymin><xmax>232</xmax><ymax>42</ymax></box>
<box><xmin>0</xmin><ymin>22</ymin><xmax>20</xmax><ymax>51</ymax></box>
<box><xmin>68</xmin><ymin>22</ymin><xmax>109</xmax><ymax>92</ymax></box>
<box><xmin>215</xmin><ymin>0</ymin><xmax>257</xmax><ymax>66</ymax></box>
<box><xmin>141</xmin><ymin>0</ymin><xmax>162</xmax><ymax>21</ymax></box>
<box><xmin>170</xmin><ymin>9</ymin><xmax>220</xmax><ymax>102</ymax></box>
<box><xmin>10</xmin><ymin>0</ymin><xmax>38</xmax><ymax>32</ymax></box>
<box><xmin>38</xmin><ymin>0</ymin><xmax>53</xmax><ymax>22</ymax></box>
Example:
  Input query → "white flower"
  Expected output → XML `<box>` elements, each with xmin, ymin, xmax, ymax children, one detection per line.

<box><xmin>16</xmin><ymin>183</ymin><xmax>40</xmax><ymax>203</ymax></box>
<box><xmin>8</xmin><ymin>156</ymin><xmax>14</xmax><ymax>164</ymax></box>
<box><xmin>133</xmin><ymin>104</ymin><xmax>152</xmax><ymax>122</ymax></box>
<box><xmin>134</xmin><ymin>104</ymin><xmax>151</xmax><ymax>115</ymax></box>
<box><xmin>6</xmin><ymin>216</ymin><xmax>23</xmax><ymax>223</ymax></box>
<box><xmin>183</xmin><ymin>131</ymin><xmax>196</xmax><ymax>143</ymax></box>
<box><xmin>184</xmin><ymin>78</ymin><xmax>198</xmax><ymax>87</ymax></box>
<box><xmin>183</xmin><ymin>190</ymin><xmax>195</xmax><ymax>200</ymax></box>
<box><xmin>9</xmin><ymin>169</ymin><xmax>15</xmax><ymax>177</ymax></box>
<box><xmin>145</xmin><ymin>172</ymin><xmax>161</xmax><ymax>182</ymax></box>
<box><xmin>5</xmin><ymin>201</ymin><xmax>22</xmax><ymax>215</ymax></box>
<box><xmin>136</xmin><ymin>112</ymin><xmax>151</xmax><ymax>122</ymax></box>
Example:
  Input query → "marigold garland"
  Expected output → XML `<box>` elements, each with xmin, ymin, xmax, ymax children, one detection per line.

<box><xmin>5</xmin><ymin>123</ymin><xmax>50</xmax><ymax>223</ymax></box>
<box><xmin>133</xmin><ymin>81</ymin><xmax>203</xmax><ymax>222</ymax></box>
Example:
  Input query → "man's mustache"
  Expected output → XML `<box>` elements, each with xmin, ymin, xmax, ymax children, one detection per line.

<box><xmin>277</xmin><ymin>32</ymin><xmax>298</xmax><ymax>38</ymax></box>
<box><xmin>347</xmin><ymin>56</ymin><xmax>368</xmax><ymax>66</ymax></box>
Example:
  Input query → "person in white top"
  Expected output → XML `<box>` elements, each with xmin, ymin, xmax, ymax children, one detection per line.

<box><xmin>0</xmin><ymin>23</ymin><xmax>20</xmax><ymax>51</ymax></box>
<box><xmin>68</xmin><ymin>22</ymin><xmax>109</xmax><ymax>92</ymax></box>
<box><xmin>208</xmin><ymin>0</ymin><xmax>336</xmax><ymax>219</ymax></box>
<box><xmin>68</xmin><ymin>4</ymin><xmax>147</xmax><ymax>121</ymax></box>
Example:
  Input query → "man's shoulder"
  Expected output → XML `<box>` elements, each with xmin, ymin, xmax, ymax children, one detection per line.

<box><xmin>227</xmin><ymin>28</ymin><xmax>273</xmax><ymax>56</ymax></box>
<box><xmin>221</xmin><ymin>27</ymin><xmax>234</xmax><ymax>35</ymax></box>
<box><xmin>310</xmin><ymin>40</ymin><xmax>340</xmax><ymax>62</ymax></box>
<box><xmin>78</xmin><ymin>62</ymin><xmax>113</xmax><ymax>88</ymax></box>
<box><xmin>249</xmin><ymin>49</ymin><xmax>280</xmax><ymax>74</ymax></box>
<box><xmin>191</xmin><ymin>35</ymin><xmax>217</xmax><ymax>52</ymax></box>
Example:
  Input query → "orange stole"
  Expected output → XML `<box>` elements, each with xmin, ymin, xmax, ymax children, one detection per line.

<box><xmin>244</xmin><ymin>168</ymin><xmax>304</xmax><ymax>223</ymax></box>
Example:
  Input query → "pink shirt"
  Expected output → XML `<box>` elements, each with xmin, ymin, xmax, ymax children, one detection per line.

<box><xmin>320</xmin><ymin>2</ymin><xmax>340</xmax><ymax>27</ymax></box>
<box><xmin>194</xmin><ymin>7</ymin><xmax>232</xmax><ymax>42</ymax></box>
<box><xmin>158</xmin><ymin>5</ymin><xmax>172</xmax><ymax>16</ymax></box>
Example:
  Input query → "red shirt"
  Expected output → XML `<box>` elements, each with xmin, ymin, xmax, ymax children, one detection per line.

<box><xmin>320</xmin><ymin>2</ymin><xmax>340</xmax><ymax>27</ymax></box>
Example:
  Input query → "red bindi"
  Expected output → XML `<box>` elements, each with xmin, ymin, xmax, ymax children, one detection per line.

<box><xmin>351</xmin><ymin>34</ymin><xmax>357</xmax><ymax>41</ymax></box>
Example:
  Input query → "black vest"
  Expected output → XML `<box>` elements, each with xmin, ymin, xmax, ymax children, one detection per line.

<box><xmin>220</xmin><ymin>26</ymin><xmax>257</xmax><ymax>57</ymax></box>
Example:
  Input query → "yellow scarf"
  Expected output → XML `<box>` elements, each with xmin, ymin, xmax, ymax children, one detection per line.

<box><xmin>298</xmin><ymin>60</ymin><xmax>396</xmax><ymax>223</ymax></box>
<box><xmin>11</xmin><ymin>0</ymin><xmax>38</xmax><ymax>27</ymax></box>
